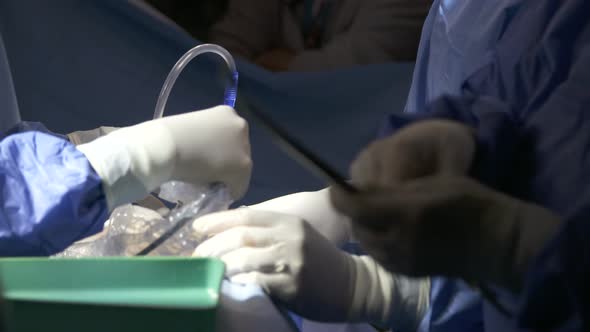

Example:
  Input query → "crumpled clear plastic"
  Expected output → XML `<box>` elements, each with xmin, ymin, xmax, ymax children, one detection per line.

<box><xmin>54</xmin><ymin>182</ymin><xmax>232</xmax><ymax>257</ymax></box>
<box><xmin>55</xmin><ymin>44</ymin><xmax>238</xmax><ymax>258</ymax></box>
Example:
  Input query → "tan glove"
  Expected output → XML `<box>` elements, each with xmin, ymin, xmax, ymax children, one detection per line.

<box><xmin>332</xmin><ymin>119</ymin><xmax>559</xmax><ymax>290</ymax></box>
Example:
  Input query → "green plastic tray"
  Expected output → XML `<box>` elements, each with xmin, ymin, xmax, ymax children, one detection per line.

<box><xmin>0</xmin><ymin>257</ymin><xmax>224</xmax><ymax>332</ymax></box>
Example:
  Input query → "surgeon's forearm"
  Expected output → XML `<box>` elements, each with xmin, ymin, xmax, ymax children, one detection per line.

<box><xmin>249</xmin><ymin>188</ymin><xmax>352</xmax><ymax>246</ymax></box>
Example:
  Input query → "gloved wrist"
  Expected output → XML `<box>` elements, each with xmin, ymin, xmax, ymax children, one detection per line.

<box><xmin>68</xmin><ymin>126</ymin><xmax>119</xmax><ymax>146</ymax></box>
<box><xmin>348</xmin><ymin>255</ymin><xmax>430</xmax><ymax>330</ymax></box>
<box><xmin>77</xmin><ymin>119</ymin><xmax>175</xmax><ymax>210</ymax></box>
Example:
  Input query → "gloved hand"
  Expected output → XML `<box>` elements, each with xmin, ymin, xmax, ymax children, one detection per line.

<box><xmin>192</xmin><ymin>208</ymin><xmax>430</xmax><ymax>329</ymax></box>
<box><xmin>331</xmin><ymin>175</ymin><xmax>561</xmax><ymax>292</ymax></box>
<box><xmin>77</xmin><ymin>106</ymin><xmax>251</xmax><ymax>210</ymax></box>
<box><xmin>248</xmin><ymin>189</ymin><xmax>352</xmax><ymax>247</ymax></box>
<box><xmin>351</xmin><ymin>119</ymin><xmax>476</xmax><ymax>188</ymax></box>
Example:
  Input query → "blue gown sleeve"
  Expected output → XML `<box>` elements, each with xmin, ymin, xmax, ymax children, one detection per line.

<box><xmin>512</xmin><ymin>17</ymin><xmax>590</xmax><ymax>331</ymax></box>
<box><xmin>385</xmin><ymin>4</ymin><xmax>590</xmax><ymax>328</ymax></box>
<box><xmin>417</xmin><ymin>278</ymin><xmax>484</xmax><ymax>332</ymax></box>
<box><xmin>519</xmin><ymin>210</ymin><xmax>588</xmax><ymax>330</ymax></box>
<box><xmin>0</xmin><ymin>130</ymin><xmax>109</xmax><ymax>256</ymax></box>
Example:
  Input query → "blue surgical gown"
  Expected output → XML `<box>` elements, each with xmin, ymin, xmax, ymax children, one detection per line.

<box><xmin>381</xmin><ymin>0</ymin><xmax>590</xmax><ymax>330</ymax></box>
<box><xmin>0</xmin><ymin>124</ymin><xmax>108</xmax><ymax>256</ymax></box>
<box><xmin>1</xmin><ymin>24</ymin><xmax>108</xmax><ymax>256</ymax></box>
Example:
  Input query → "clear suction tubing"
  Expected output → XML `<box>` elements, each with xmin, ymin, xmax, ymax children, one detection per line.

<box><xmin>152</xmin><ymin>44</ymin><xmax>239</xmax><ymax>206</ymax></box>
<box><xmin>153</xmin><ymin>43</ymin><xmax>238</xmax><ymax>120</ymax></box>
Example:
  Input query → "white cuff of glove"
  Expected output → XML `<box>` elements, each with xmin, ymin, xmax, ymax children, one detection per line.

<box><xmin>348</xmin><ymin>255</ymin><xmax>430</xmax><ymax>330</ymax></box>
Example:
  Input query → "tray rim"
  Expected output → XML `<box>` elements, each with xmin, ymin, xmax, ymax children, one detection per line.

<box><xmin>0</xmin><ymin>257</ymin><xmax>225</xmax><ymax>310</ymax></box>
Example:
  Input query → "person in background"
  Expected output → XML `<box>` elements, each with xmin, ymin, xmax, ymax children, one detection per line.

<box><xmin>144</xmin><ymin>0</ymin><xmax>227</xmax><ymax>42</ymax></box>
<box><xmin>209</xmin><ymin>0</ymin><xmax>432</xmax><ymax>72</ymax></box>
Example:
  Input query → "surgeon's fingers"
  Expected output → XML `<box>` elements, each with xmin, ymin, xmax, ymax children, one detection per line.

<box><xmin>329</xmin><ymin>187</ymin><xmax>405</xmax><ymax>220</ymax></box>
<box><xmin>220</xmin><ymin>246</ymin><xmax>288</xmax><ymax>277</ymax></box>
<box><xmin>193</xmin><ymin>208</ymin><xmax>278</xmax><ymax>236</ymax></box>
<box><xmin>193</xmin><ymin>226</ymin><xmax>276</xmax><ymax>258</ymax></box>
<box><xmin>229</xmin><ymin>271</ymin><xmax>291</xmax><ymax>296</ymax></box>
<box><xmin>329</xmin><ymin>180</ymin><xmax>444</xmax><ymax>232</ymax></box>
<box><xmin>429</xmin><ymin>120</ymin><xmax>476</xmax><ymax>175</ymax></box>
<box><xmin>436</xmin><ymin>142</ymin><xmax>476</xmax><ymax>176</ymax></box>
<box><xmin>350</xmin><ymin>145</ymin><xmax>381</xmax><ymax>189</ymax></box>
<box><xmin>330</xmin><ymin>187</ymin><xmax>373</xmax><ymax>219</ymax></box>
<box><xmin>350</xmin><ymin>137</ymin><xmax>421</xmax><ymax>189</ymax></box>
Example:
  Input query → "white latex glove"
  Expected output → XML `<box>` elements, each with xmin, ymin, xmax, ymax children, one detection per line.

<box><xmin>77</xmin><ymin>106</ymin><xmax>251</xmax><ymax>210</ymax></box>
<box><xmin>193</xmin><ymin>208</ymin><xmax>430</xmax><ymax>330</ymax></box>
<box><xmin>249</xmin><ymin>189</ymin><xmax>352</xmax><ymax>247</ymax></box>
